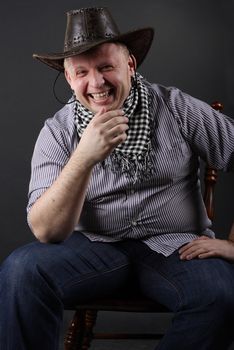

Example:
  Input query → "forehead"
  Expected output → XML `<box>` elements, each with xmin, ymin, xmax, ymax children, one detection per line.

<box><xmin>70</xmin><ymin>43</ymin><xmax>127</xmax><ymax>65</ymax></box>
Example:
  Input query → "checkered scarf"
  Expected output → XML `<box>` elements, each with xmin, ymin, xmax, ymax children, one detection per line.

<box><xmin>74</xmin><ymin>73</ymin><xmax>153</xmax><ymax>182</ymax></box>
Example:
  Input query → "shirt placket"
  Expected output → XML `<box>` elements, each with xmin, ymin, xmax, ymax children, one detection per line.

<box><xmin>126</xmin><ymin>186</ymin><xmax>142</xmax><ymax>228</ymax></box>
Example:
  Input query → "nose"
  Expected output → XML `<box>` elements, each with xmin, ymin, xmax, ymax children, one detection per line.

<box><xmin>89</xmin><ymin>70</ymin><xmax>105</xmax><ymax>88</ymax></box>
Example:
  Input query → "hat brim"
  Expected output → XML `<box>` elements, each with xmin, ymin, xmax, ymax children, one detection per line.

<box><xmin>33</xmin><ymin>27</ymin><xmax>154</xmax><ymax>71</ymax></box>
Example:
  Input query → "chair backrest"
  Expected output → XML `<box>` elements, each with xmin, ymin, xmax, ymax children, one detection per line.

<box><xmin>203</xmin><ymin>166</ymin><xmax>217</xmax><ymax>221</ymax></box>
<box><xmin>203</xmin><ymin>101</ymin><xmax>223</xmax><ymax>221</ymax></box>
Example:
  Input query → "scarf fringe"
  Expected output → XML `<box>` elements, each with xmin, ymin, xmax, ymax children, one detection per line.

<box><xmin>100</xmin><ymin>144</ymin><xmax>155</xmax><ymax>183</ymax></box>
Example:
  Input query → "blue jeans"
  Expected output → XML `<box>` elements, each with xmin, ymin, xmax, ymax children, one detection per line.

<box><xmin>0</xmin><ymin>232</ymin><xmax>234</xmax><ymax>350</ymax></box>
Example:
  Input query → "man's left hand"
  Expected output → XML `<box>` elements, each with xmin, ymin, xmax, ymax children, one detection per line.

<box><xmin>179</xmin><ymin>236</ymin><xmax>234</xmax><ymax>261</ymax></box>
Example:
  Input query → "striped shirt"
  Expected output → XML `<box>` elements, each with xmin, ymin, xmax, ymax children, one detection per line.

<box><xmin>27</xmin><ymin>80</ymin><xmax>234</xmax><ymax>256</ymax></box>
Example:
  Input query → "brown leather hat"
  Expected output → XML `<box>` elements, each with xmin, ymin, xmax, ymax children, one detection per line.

<box><xmin>33</xmin><ymin>7</ymin><xmax>154</xmax><ymax>71</ymax></box>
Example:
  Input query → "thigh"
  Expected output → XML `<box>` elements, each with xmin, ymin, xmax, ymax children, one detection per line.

<box><xmin>124</xmin><ymin>241</ymin><xmax>234</xmax><ymax>312</ymax></box>
<box><xmin>1</xmin><ymin>232</ymin><xmax>132</xmax><ymax>307</ymax></box>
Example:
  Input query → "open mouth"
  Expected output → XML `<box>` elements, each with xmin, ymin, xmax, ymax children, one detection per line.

<box><xmin>88</xmin><ymin>89</ymin><xmax>113</xmax><ymax>101</ymax></box>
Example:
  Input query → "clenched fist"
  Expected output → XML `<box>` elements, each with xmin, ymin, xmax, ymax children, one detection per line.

<box><xmin>76</xmin><ymin>108</ymin><xmax>129</xmax><ymax>167</ymax></box>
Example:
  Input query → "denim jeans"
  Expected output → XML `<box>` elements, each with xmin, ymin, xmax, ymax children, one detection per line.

<box><xmin>0</xmin><ymin>232</ymin><xmax>234</xmax><ymax>350</ymax></box>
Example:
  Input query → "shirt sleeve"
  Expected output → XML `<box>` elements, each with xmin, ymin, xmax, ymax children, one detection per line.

<box><xmin>27</xmin><ymin>117</ymin><xmax>74</xmax><ymax>214</ymax></box>
<box><xmin>168</xmin><ymin>87</ymin><xmax>234</xmax><ymax>171</ymax></box>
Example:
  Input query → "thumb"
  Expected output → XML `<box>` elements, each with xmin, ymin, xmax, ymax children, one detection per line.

<box><xmin>95</xmin><ymin>107</ymin><xmax>107</xmax><ymax>117</ymax></box>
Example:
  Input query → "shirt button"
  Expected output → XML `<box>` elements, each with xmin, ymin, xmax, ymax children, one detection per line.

<box><xmin>130</xmin><ymin>189</ymin><xmax>135</xmax><ymax>195</ymax></box>
<box><xmin>131</xmin><ymin>220</ymin><xmax>137</xmax><ymax>226</ymax></box>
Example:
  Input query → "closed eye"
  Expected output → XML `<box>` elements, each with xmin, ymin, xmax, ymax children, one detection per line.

<box><xmin>100</xmin><ymin>65</ymin><xmax>114</xmax><ymax>72</ymax></box>
<box><xmin>75</xmin><ymin>69</ymin><xmax>87</xmax><ymax>77</ymax></box>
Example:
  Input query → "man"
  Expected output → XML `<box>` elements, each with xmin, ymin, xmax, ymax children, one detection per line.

<box><xmin>0</xmin><ymin>7</ymin><xmax>234</xmax><ymax>350</ymax></box>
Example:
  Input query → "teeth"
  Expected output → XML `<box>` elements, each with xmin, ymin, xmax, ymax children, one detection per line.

<box><xmin>91</xmin><ymin>91</ymin><xmax>109</xmax><ymax>100</ymax></box>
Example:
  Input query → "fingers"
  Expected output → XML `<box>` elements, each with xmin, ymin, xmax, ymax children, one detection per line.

<box><xmin>107</xmin><ymin>121</ymin><xmax>129</xmax><ymax>139</ymax></box>
<box><xmin>179</xmin><ymin>237</ymin><xmax>214</xmax><ymax>260</ymax></box>
<box><xmin>197</xmin><ymin>251</ymin><xmax>215</xmax><ymax>259</ymax></box>
<box><xmin>179</xmin><ymin>237</ymin><xmax>234</xmax><ymax>262</ymax></box>
<box><xmin>94</xmin><ymin>108</ymin><xmax>125</xmax><ymax>123</ymax></box>
<box><xmin>179</xmin><ymin>244</ymin><xmax>205</xmax><ymax>260</ymax></box>
<box><xmin>179</xmin><ymin>243</ymin><xmax>204</xmax><ymax>259</ymax></box>
<box><xmin>196</xmin><ymin>235</ymin><xmax>210</xmax><ymax>240</ymax></box>
<box><xmin>90</xmin><ymin>108</ymin><xmax>129</xmax><ymax>147</ymax></box>
<box><xmin>79</xmin><ymin>108</ymin><xmax>129</xmax><ymax>164</ymax></box>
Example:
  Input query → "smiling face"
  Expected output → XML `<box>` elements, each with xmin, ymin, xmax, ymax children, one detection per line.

<box><xmin>64</xmin><ymin>43</ymin><xmax>136</xmax><ymax>113</ymax></box>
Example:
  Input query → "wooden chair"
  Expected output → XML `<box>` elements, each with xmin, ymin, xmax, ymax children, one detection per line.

<box><xmin>64</xmin><ymin>102</ymin><xmax>223</xmax><ymax>350</ymax></box>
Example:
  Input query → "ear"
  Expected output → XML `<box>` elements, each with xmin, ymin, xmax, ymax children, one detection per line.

<box><xmin>64</xmin><ymin>69</ymin><xmax>72</xmax><ymax>87</ymax></box>
<box><xmin>128</xmin><ymin>54</ymin><xmax>137</xmax><ymax>76</ymax></box>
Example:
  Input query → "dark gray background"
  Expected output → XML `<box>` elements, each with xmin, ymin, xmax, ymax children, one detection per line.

<box><xmin>0</xmin><ymin>0</ymin><xmax>233</xmax><ymax>265</ymax></box>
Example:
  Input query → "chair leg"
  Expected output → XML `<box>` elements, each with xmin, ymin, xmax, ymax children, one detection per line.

<box><xmin>64</xmin><ymin>310</ymin><xmax>97</xmax><ymax>350</ymax></box>
<box><xmin>82</xmin><ymin>310</ymin><xmax>98</xmax><ymax>350</ymax></box>
<box><xmin>64</xmin><ymin>310</ymin><xmax>84</xmax><ymax>350</ymax></box>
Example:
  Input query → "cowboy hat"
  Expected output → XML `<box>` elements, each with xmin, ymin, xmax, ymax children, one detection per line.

<box><xmin>33</xmin><ymin>7</ymin><xmax>154</xmax><ymax>71</ymax></box>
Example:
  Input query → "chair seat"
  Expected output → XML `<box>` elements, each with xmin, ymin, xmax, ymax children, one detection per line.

<box><xmin>72</xmin><ymin>295</ymin><xmax>169</xmax><ymax>312</ymax></box>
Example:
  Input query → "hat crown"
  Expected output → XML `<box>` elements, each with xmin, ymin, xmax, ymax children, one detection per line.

<box><xmin>33</xmin><ymin>7</ymin><xmax>154</xmax><ymax>72</ymax></box>
<box><xmin>64</xmin><ymin>7</ymin><xmax>120</xmax><ymax>52</ymax></box>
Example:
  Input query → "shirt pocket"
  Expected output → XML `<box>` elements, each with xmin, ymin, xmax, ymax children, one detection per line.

<box><xmin>150</xmin><ymin>141</ymin><xmax>194</xmax><ymax>183</ymax></box>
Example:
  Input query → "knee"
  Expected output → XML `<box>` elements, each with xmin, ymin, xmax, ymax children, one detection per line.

<box><xmin>206</xmin><ymin>262</ymin><xmax>234</xmax><ymax>315</ymax></box>
<box><xmin>184</xmin><ymin>271</ymin><xmax>234</xmax><ymax>317</ymax></box>
<box><xmin>212</xmin><ymin>278</ymin><xmax>234</xmax><ymax>316</ymax></box>
<box><xmin>210</xmin><ymin>283</ymin><xmax>234</xmax><ymax>310</ymax></box>
<box><xmin>1</xmin><ymin>242</ymin><xmax>44</xmax><ymax>287</ymax></box>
